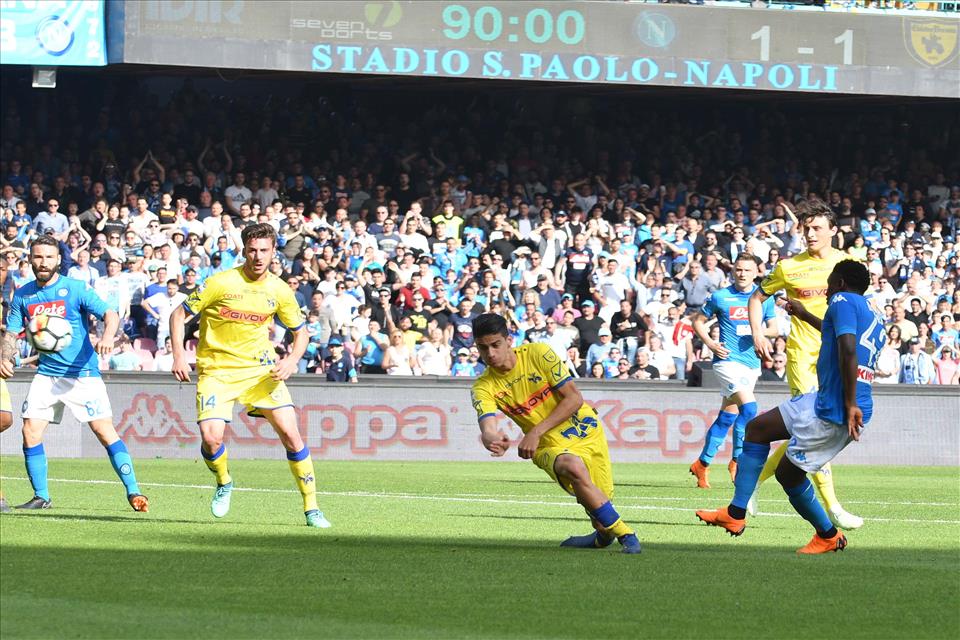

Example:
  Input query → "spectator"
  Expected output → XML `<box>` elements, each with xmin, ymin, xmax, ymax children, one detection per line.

<box><xmin>109</xmin><ymin>338</ymin><xmax>141</xmax><ymax>371</ymax></box>
<box><xmin>324</xmin><ymin>337</ymin><xmax>358</xmax><ymax>383</ymax></box>
<box><xmin>152</xmin><ymin>337</ymin><xmax>175</xmax><ymax>372</ymax></box>
<box><xmin>933</xmin><ymin>345</ymin><xmax>959</xmax><ymax>385</ymax></box>
<box><xmin>629</xmin><ymin>350</ymin><xmax>660</xmax><ymax>380</ymax></box>
<box><xmin>416</xmin><ymin>328</ymin><xmax>452</xmax><ymax>376</ymax></box>
<box><xmin>899</xmin><ymin>338</ymin><xmax>935</xmax><ymax>384</ymax></box>
<box><xmin>760</xmin><ymin>354</ymin><xmax>788</xmax><ymax>383</ymax></box>
<box><xmin>585</xmin><ymin>327</ymin><xmax>615</xmax><ymax>371</ymax></box>
<box><xmin>382</xmin><ymin>330</ymin><xmax>415</xmax><ymax>376</ymax></box>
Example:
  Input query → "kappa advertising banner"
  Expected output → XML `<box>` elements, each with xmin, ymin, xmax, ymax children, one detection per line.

<box><xmin>1</xmin><ymin>376</ymin><xmax>957</xmax><ymax>466</ymax></box>
<box><xmin>114</xmin><ymin>1</ymin><xmax>959</xmax><ymax>98</ymax></box>
<box><xmin>0</xmin><ymin>0</ymin><xmax>107</xmax><ymax>66</ymax></box>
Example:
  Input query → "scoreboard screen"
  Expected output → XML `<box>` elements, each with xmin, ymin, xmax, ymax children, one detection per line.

<box><xmin>0</xmin><ymin>0</ymin><xmax>107</xmax><ymax>66</ymax></box>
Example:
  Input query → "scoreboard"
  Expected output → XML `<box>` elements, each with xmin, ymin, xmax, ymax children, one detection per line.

<box><xmin>112</xmin><ymin>1</ymin><xmax>959</xmax><ymax>97</ymax></box>
<box><xmin>0</xmin><ymin>0</ymin><xmax>106</xmax><ymax>66</ymax></box>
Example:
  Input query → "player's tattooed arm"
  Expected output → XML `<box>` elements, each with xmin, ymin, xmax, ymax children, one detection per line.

<box><xmin>0</xmin><ymin>330</ymin><xmax>15</xmax><ymax>378</ymax></box>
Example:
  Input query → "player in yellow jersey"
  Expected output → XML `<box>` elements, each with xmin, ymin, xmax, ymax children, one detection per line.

<box><xmin>170</xmin><ymin>223</ymin><xmax>330</xmax><ymax>528</ymax></box>
<box><xmin>471</xmin><ymin>313</ymin><xmax>641</xmax><ymax>554</ymax></box>
<box><xmin>747</xmin><ymin>199</ymin><xmax>862</xmax><ymax>530</ymax></box>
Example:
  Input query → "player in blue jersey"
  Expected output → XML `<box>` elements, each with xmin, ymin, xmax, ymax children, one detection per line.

<box><xmin>1</xmin><ymin>236</ymin><xmax>148</xmax><ymax>511</ymax></box>
<box><xmin>697</xmin><ymin>260</ymin><xmax>882</xmax><ymax>554</ymax></box>
<box><xmin>689</xmin><ymin>254</ymin><xmax>777</xmax><ymax>489</ymax></box>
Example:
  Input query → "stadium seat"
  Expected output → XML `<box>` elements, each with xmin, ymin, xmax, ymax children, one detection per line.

<box><xmin>134</xmin><ymin>337</ymin><xmax>158</xmax><ymax>354</ymax></box>
<box><xmin>137</xmin><ymin>350</ymin><xmax>155</xmax><ymax>371</ymax></box>
<box><xmin>184</xmin><ymin>339</ymin><xmax>198</xmax><ymax>367</ymax></box>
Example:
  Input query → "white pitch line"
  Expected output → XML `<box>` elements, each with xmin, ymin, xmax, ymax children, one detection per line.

<box><xmin>2</xmin><ymin>476</ymin><xmax>959</xmax><ymax>526</ymax></box>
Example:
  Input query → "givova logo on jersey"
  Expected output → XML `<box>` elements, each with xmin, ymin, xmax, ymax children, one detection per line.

<box><xmin>28</xmin><ymin>300</ymin><xmax>66</xmax><ymax>318</ymax></box>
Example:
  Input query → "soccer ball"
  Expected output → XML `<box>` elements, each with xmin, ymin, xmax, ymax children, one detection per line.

<box><xmin>28</xmin><ymin>314</ymin><xmax>73</xmax><ymax>353</ymax></box>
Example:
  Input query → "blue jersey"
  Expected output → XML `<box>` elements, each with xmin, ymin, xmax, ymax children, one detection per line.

<box><xmin>701</xmin><ymin>284</ymin><xmax>776</xmax><ymax>369</ymax></box>
<box><xmin>7</xmin><ymin>275</ymin><xmax>111</xmax><ymax>378</ymax></box>
<box><xmin>815</xmin><ymin>292</ymin><xmax>885</xmax><ymax>426</ymax></box>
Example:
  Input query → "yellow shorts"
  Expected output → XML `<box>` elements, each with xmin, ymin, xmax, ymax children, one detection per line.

<box><xmin>196</xmin><ymin>368</ymin><xmax>293</xmax><ymax>422</ymax></box>
<box><xmin>1</xmin><ymin>378</ymin><xmax>10</xmax><ymax>415</ymax></box>
<box><xmin>786</xmin><ymin>353</ymin><xmax>818</xmax><ymax>397</ymax></box>
<box><xmin>533</xmin><ymin>431</ymin><xmax>614</xmax><ymax>498</ymax></box>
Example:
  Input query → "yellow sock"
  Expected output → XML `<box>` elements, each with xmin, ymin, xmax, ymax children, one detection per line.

<box><xmin>603</xmin><ymin>518</ymin><xmax>634</xmax><ymax>538</ymax></box>
<box><xmin>811</xmin><ymin>463</ymin><xmax>841</xmax><ymax>512</ymax></box>
<box><xmin>286</xmin><ymin>449</ymin><xmax>318</xmax><ymax>513</ymax></box>
<box><xmin>202</xmin><ymin>445</ymin><xmax>232</xmax><ymax>486</ymax></box>
<box><xmin>758</xmin><ymin>441</ymin><xmax>788</xmax><ymax>483</ymax></box>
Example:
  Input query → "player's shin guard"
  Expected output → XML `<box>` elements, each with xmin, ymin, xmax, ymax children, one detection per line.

<box><xmin>105</xmin><ymin>439</ymin><xmax>141</xmax><ymax>496</ymax></box>
<box><xmin>784</xmin><ymin>478</ymin><xmax>835</xmax><ymax>535</ymax></box>
<box><xmin>757</xmin><ymin>440</ymin><xmax>787</xmax><ymax>483</ymax></box>
<box><xmin>202</xmin><ymin>444</ymin><xmax>232</xmax><ymax>486</ymax></box>
<box><xmin>590</xmin><ymin>501</ymin><xmax>633</xmax><ymax>538</ymax></box>
<box><xmin>699</xmin><ymin>411</ymin><xmax>737</xmax><ymax>465</ymax></box>
<box><xmin>729</xmin><ymin>441</ymin><xmax>769</xmax><ymax>517</ymax></box>
<box><xmin>286</xmin><ymin>447</ymin><xmax>318</xmax><ymax>513</ymax></box>
<box><xmin>732</xmin><ymin>402</ymin><xmax>757</xmax><ymax>461</ymax></box>
<box><xmin>23</xmin><ymin>443</ymin><xmax>50</xmax><ymax>501</ymax></box>
<box><xmin>811</xmin><ymin>463</ymin><xmax>842</xmax><ymax>512</ymax></box>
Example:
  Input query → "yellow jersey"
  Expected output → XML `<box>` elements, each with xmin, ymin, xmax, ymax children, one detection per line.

<box><xmin>760</xmin><ymin>249</ymin><xmax>846</xmax><ymax>353</ymax></box>
<box><xmin>183</xmin><ymin>267</ymin><xmax>304</xmax><ymax>374</ymax></box>
<box><xmin>471</xmin><ymin>342</ymin><xmax>603</xmax><ymax>449</ymax></box>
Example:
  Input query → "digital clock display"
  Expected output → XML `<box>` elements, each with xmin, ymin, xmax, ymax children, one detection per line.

<box><xmin>441</xmin><ymin>4</ymin><xmax>585</xmax><ymax>46</ymax></box>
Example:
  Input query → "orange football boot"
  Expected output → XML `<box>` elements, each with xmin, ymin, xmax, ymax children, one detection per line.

<box><xmin>695</xmin><ymin>506</ymin><xmax>746</xmax><ymax>536</ymax></box>
<box><xmin>129</xmin><ymin>494</ymin><xmax>149</xmax><ymax>513</ymax></box>
<box><xmin>689</xmin><ymin>459</ymin><xmax>711</xmax><ymax>489</ymax></box>
<box><xmin>797</xmin><ymin>531</ymin><xmax>847</xmax><ymax>555</ymax></box>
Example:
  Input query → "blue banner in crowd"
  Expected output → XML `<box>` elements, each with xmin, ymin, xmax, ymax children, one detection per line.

<box><xmin>0</xmin><ymin>0</ymin><xmax>107</xmax><ymax>66</ymax></box>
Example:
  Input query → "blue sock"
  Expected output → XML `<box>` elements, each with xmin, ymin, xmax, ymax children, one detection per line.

<box><xmin>785</xmin><ymin>478</ymin><xmax>834</xmax><ymax>534</ymax></box>
<box><xmin>699</xmin><ymin>411</ymin><xmax>737</xmax><ymax>465</ymax></box>
<box><xmin>732</xmin><ymin>402</ymin><xmax>758</xmax><ymax>460</ymax></box>
<box><xmin>105</xmin><ymin>440</ymin><xmax>141</xmax><ymax>496</ymax></box>
<box><xmin>590</xmin><ymin>501</ymin><xmax>621</xmax><ymax>528</ymax></box>
<box><xmin>730</xmin><ymin>441</ymin><xmax>769</xmax><ymax>511</ymax></box>
<box><xmin>23</xmin><ymin>443</ymin><xmax>50</xmax><ymax>501</ymax></box>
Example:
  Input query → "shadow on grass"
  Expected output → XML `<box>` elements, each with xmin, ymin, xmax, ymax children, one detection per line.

<box><xmin>453</xmin><ymin>513</ymin><xmax>705</xmax><ymax>528</ymax></box>
<box><xmin>1</xmin><ymin>534</ymin><xmax>957</xmax><ymax>639</ymax></box>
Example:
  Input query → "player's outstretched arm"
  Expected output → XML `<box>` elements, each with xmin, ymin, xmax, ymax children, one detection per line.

<box><xmin>784</xmin><ymin>299</ymin><xmax>822</xmax><ymax>332</ymax></box>
<box><xmin>169</xmin><ymin>305</ymin><xmax>191</xmax><ymax>382</ymax></box>
<box><xmin>271</xmin><ymin>325</ymin><xmax>309</xmax><ymax>381</ymax></box>
<box><xmin>479</xmin><ymin>415</ymin><xmax>510</xmax><ymax>457</ymax></box>
<box><xmin>692</xmin><ymin>312</ymin><xmax>729</xmax><ymax>359</ymax></box>
<box><xmin>748</xmin><ymin>288</ymin><xmax>774</xmax><ymax>360</ymax></box>
<box><xmin>838</xmin><ymin>333</ymin><xmax>862</xmax><ymax>441</ymax></box>
<box><xmin>0</xmin><ymin>331</ymin><xmax>15</xmax><ymax>379</ymax></box>
<box><xmin>98</xmin><ymin>310</ymin><xmax>120</xmax><ymax>357</ymax></box>
<box><xmin>517</xmin><ymin>380</ymin><xmax>584</xmax><ymax>460</ymax></box>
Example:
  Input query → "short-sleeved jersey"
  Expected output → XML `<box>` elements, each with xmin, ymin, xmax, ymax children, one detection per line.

<box><xmin>702</xmin><ymin>284</ymin><xmax>776</xmax><ymax>369</ymax></box>
<box><xmin>760</xmin><ymin>249</ymin><xmax>846</xmax><ymax>357</ymax></box>
<box><xmin>815</xmin><ymin>292</ymin><xmax>885</xmax><ymax>426</ymax></box>
<box><xmin>183</xmin><ymin>267</ymin><xmax>304</xmax><ymax>374</ymax></box>
<box><xmin>471</xmin><ymin>342</ymin><xmax>602</xmax><ymax>449</ymax></box>
<box><xmin>7</xmin><ymin>275</ymin><xmax>110</xmax><ymax>378</ymax></box>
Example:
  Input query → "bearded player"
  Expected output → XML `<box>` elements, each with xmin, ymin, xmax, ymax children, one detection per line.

<box><xmin>470</xmin><ymin>313</ymin><xmax>641</xmax><ymax>554</ymax></box>
<box><xmin>747</xmin><ymin>199</ymin><xmax>861</xmax><ymax>529</ymax></box>
<box><xmin>170</xmin><ymin>223</ymin><xmax>330</xmax><ymax>528</ymax></box>
<box><xmin>2</xmin><ymin>235</ymin><xmax>148</xmax><ymax>511</ymax></box>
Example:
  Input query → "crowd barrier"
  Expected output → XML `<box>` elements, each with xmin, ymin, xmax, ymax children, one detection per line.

<box><xmin>1</xmin><ymin>373</ymin><xmax>956</xmax><ymax>466</ymax></box>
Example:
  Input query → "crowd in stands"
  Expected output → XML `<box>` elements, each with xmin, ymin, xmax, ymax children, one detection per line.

<box><xmin>1</xmin><ymin>75</ymin><xmax>958</xmax><ymax>384</ymax></box>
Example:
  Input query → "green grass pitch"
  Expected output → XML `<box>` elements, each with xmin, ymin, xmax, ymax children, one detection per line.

<box><xmin>1</xmin><ymin>457</ymin><xmax>958</xmax><ymax>639</ymax></box>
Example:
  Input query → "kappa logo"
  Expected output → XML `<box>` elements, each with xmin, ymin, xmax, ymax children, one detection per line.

<box><xmin>904</xmin><ymin>19</ymin><xmax>958</xmax><ymax>68</ymax></box>
<box><xmin>527</xmin><ymin>374</ymin><xmax>543</xmax><ymax>384</ymax></box>
<box><xmin>299</xmin><ymin>473</ymin><xmax>315</xmax><ymax>485</ymax></box>
<box><xmin>115</xmin><ymin>393</ymin><xmax>194</xmax><ymax>442</ymax></box>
